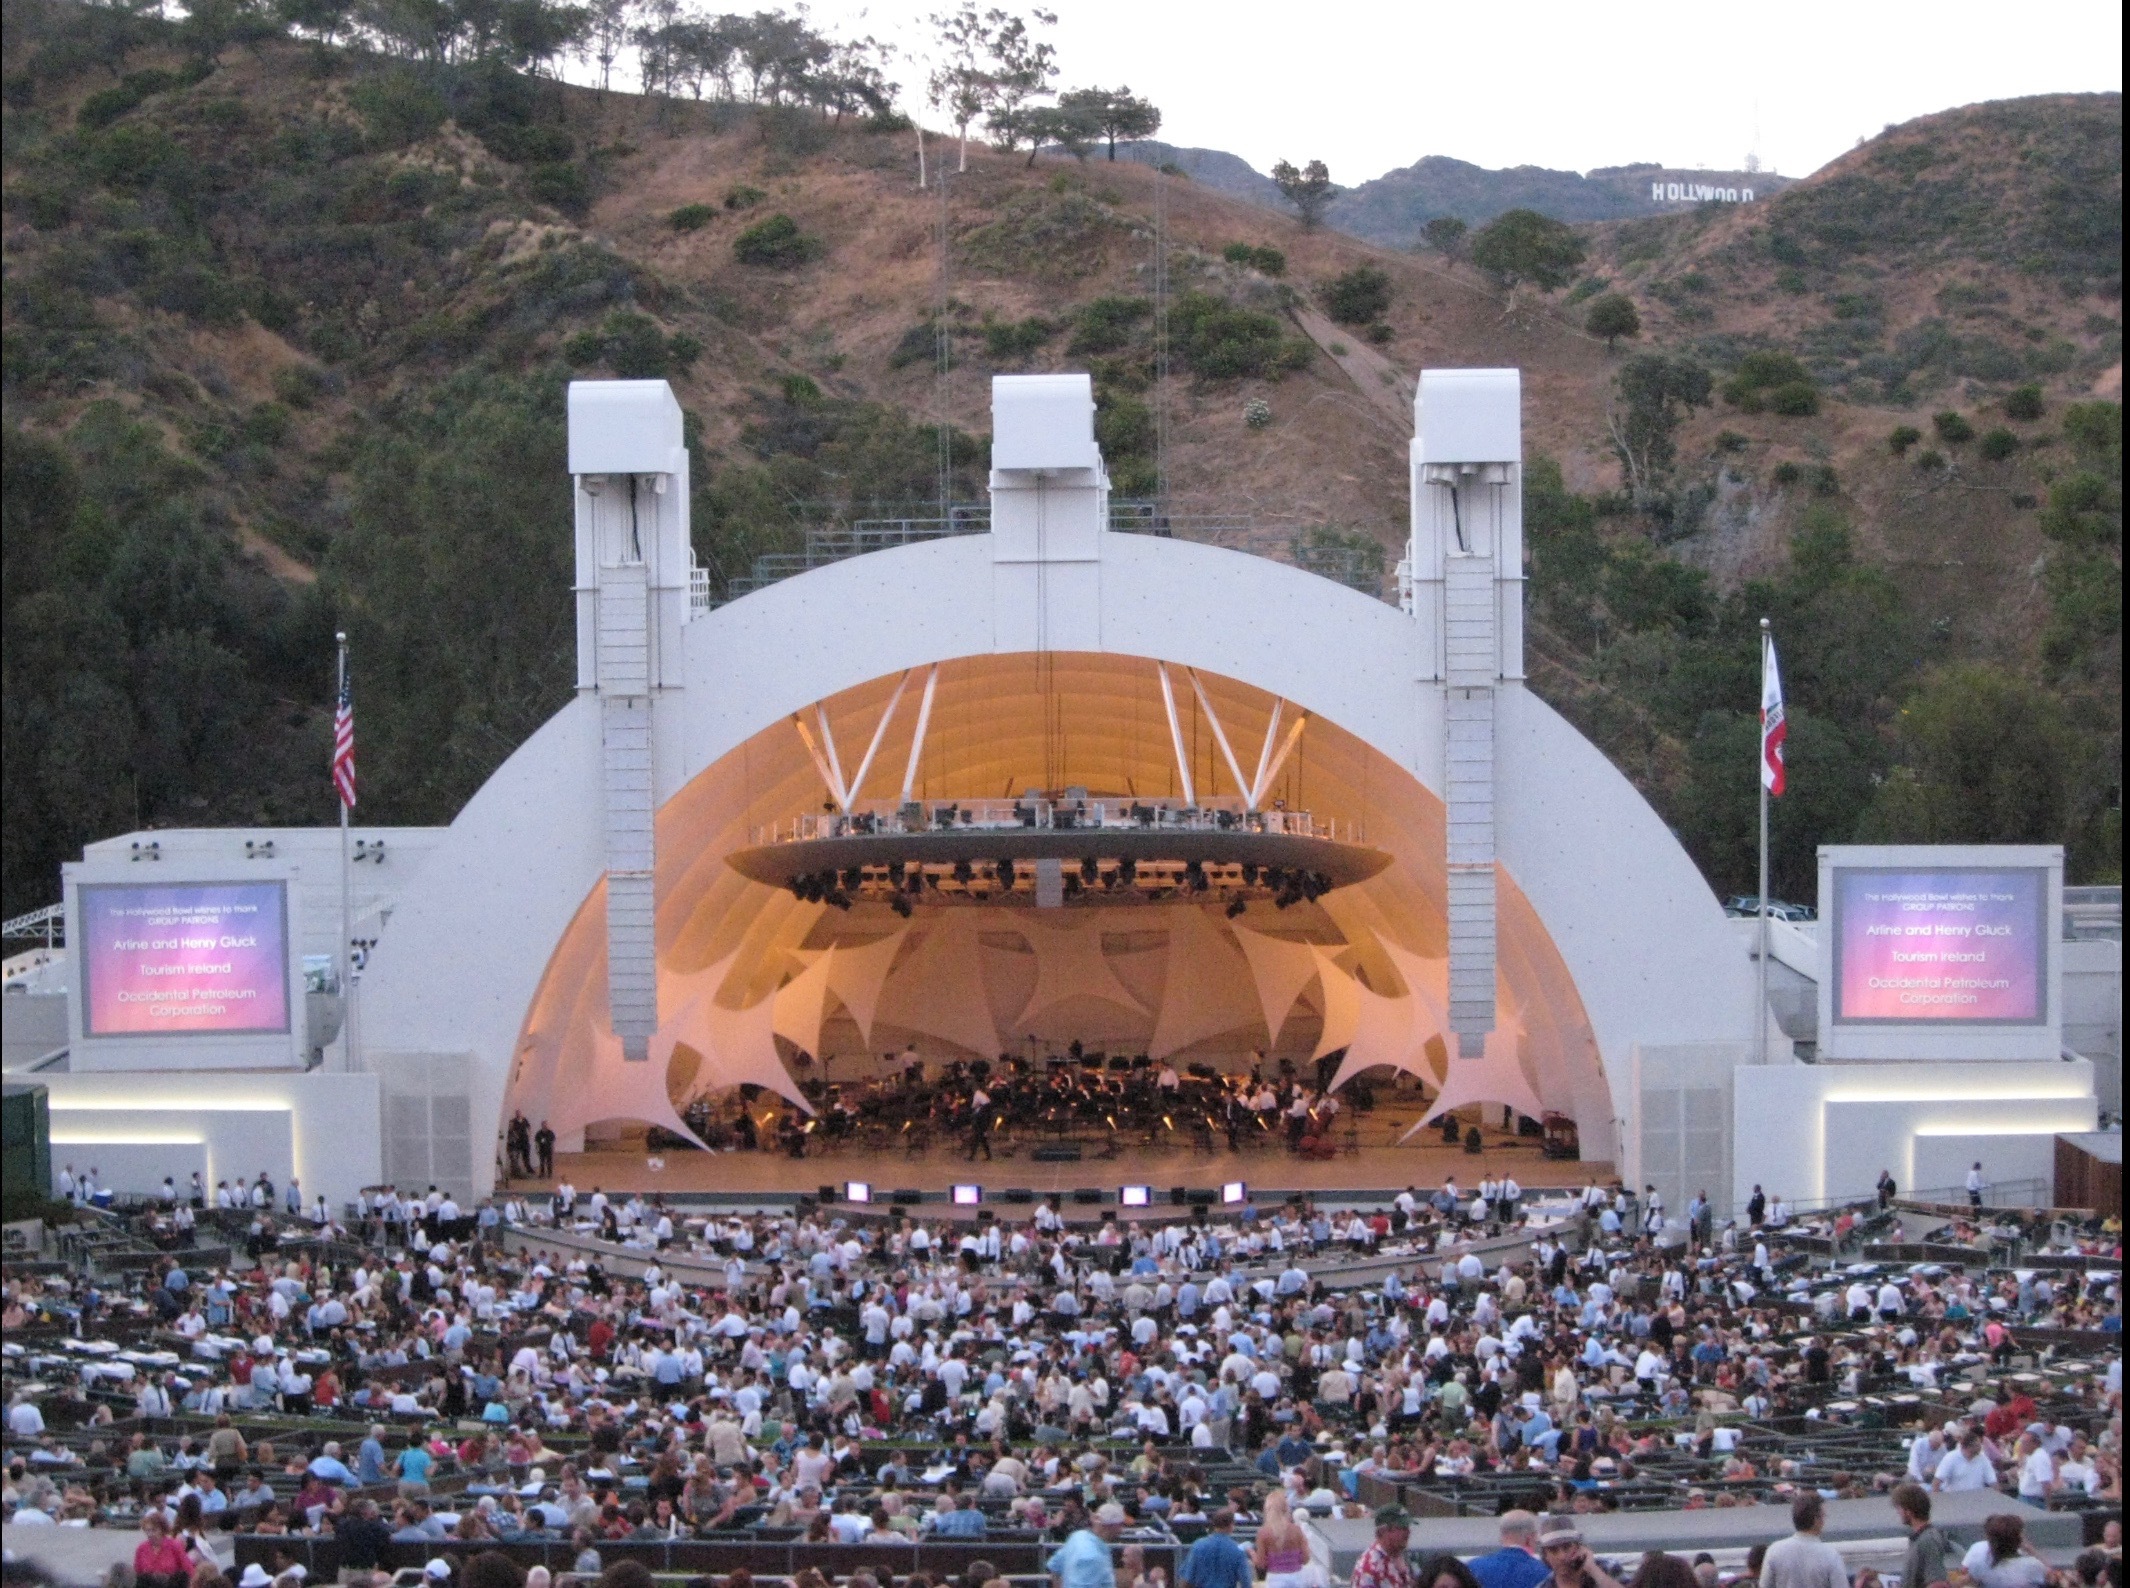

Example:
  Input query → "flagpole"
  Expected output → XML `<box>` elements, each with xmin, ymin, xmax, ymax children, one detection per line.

<box><xmin>1756</xmin><ymin>617</ymin><xmax>1771</xmax><ymax>1070</ymax></box>
<box><xmin>337</xmin><ymin>630</ymin><xmax>354</xmax><ymax>1073</ymax></box>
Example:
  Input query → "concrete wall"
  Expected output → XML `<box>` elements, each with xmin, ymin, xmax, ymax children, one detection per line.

<box><xmin>2063</xmin><ymin>936</ymin><xmax>2121</xmax><ymax>1116</ymax></box>
<box><xmin>40</xmin><ymin>1071</ymin><xmax>382</xmax><ymax>1208</ymax></box>
<box><xmin>1732</xmin><ymin>1058</ymin><xmax>2097</xmax><ymax>1208</ymax></box>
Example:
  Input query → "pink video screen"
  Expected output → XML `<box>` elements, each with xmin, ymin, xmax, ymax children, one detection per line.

<box><xmin>1830</xmin><ymin>867</ymin><xmax>2046</xmax><ymax>1025</ymax></box>
<box><xmin>78</xmin><ymin>882</ymin><xmax>292</xmax><ymax>1036</ymax></box>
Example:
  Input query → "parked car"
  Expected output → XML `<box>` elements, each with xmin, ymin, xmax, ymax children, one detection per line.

<box><xmin>1723</xmin><ymin>895</ymin><xmax>1815</xmax><ymax>921</ymax></box>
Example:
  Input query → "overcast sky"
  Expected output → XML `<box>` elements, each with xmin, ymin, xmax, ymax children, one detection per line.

<box><xmin>797</xmin><ymin>0</ymin><xmax>2123</xmax><ymax>182</ymax></box>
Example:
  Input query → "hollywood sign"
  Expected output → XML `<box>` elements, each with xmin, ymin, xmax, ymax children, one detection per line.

<box><xmin>1653</xmin><ymin>181</ymin><xmax>1755</xmax><ymax>203</ymax></box>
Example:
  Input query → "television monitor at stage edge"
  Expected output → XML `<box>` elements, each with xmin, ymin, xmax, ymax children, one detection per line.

<box><xmin>77</xmin><ymin>881</ymin><xmax>292</xmax><ymax>1037</ymax></box>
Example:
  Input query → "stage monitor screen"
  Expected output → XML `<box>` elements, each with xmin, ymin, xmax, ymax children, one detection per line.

<box><xmin>1220</xmin><ymin>1180</ymin><xmax>1248</xmax><ymax>1206</ymax></box>
<box><xmin>78</xmin><ymin>882</ymin><xmax>291</xmax><ymax>1037</ymax></box>
<box><xmin>1830</xmin><ymin>866</ymin><xmax>2048</xmax><ymax>1025</ymax></box>
<box><xmin>844</xmin><ymin>1181</ymin><xmax>873</xmax><ymax>1204</ymax></box>
<box><xmin>950</xmin><ymin>1184</ymin><xmax>982</xmax><ymax>1206</ymax></box>
<box><xmin>1119</xmin><ymin>1185</ymin><xmax>1152</xmax><ymax>1208</ymax></box>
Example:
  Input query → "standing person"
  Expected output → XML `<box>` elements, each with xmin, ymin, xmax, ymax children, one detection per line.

<box><xmin>535</xmin><ymin>1121</ymin><xmax>555</xmax><ymax>1179</ymax></box>
<box><xmin>1179</xmin><ymin>1509</ymin><xmax>1251</xmax><ymax>1588</ymax></box>
<box><xmin>1966</xmin><ymin>1162</ymin><xmax>1987</xmax><ymax>1209</ymax></box>
<box><xmin>1876</xmin><ymin>1169</ymin><xmax>1898</xmax><ymax>1209</ymax></box>
<box><xmin>1758</xmin><ymin>1495</ymin><xmax>1848</xmax><ymax>1588</ymax></box>
<box><xmin>966</xmin><ymin>1082</ymin><xmax>994</xmax><ymax>1162</ymax></box>
<box><xmin>1252</xmin><ymin>1491</ymin><xmax>1311</xmax><ymax>1588</ymax></box>
<box><xmin>1470</xmin><ymin>1511</ymin><xmax>1551</xmax><ymax>1588</ymax></box>
<box><xmin>1351</xmin><ymin>1506</ymin><xmax>1418</xmax><ymax>1588</ymax></box>
<box><xmin>1048</xmin><ymin>1501</ymin><xmax>1128</xmax><ymax>1588</ymax></box>
<box><xmin>1893</xmin><ymin>1485</ymin><xmax>1951</xmax><ymax>1588</ymax></box>
<box><xmin>1746</xmin><ymin>1185</ymin><xmax>1767</xmax><ymax>1227</ymax></box>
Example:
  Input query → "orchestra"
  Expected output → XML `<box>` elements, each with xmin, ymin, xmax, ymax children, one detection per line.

<box><xmin>676</xmin><ymin>1046</ymin><xmax>1381</xmax><ymax>1162</ymax></box>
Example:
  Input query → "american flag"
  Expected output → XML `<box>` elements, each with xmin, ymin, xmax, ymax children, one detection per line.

<box><xmin>332</xmin><ymin>664</ymin><xmax>357</xmax><ymax>810</ymax></box>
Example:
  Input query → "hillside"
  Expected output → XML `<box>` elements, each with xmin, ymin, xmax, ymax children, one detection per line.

<box><xmin>1121</xmin><ymin>142</ymin><xmax>1796</xmax><ymax>243</ymax></box>
<box><xmin>1</xmin><ymin>4</ymin><xmax>2120</xmax><ymax>923</ymax></box>
<box><xmin>1330</xmin><ymin>158</ymin><xmax>1794</xmax><ymax>245</ymax></box>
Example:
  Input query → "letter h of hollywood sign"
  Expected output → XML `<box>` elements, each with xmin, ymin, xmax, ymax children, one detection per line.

<box><xmin>1653</xmin><ymin>182</ymin><xmax>1754</xmax><ymax>203</ymax></box>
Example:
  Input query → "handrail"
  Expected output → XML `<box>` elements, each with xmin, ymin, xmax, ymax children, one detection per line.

<box><xmin>747</xmin><ymin>797</ymin><xmax>1359</xmax><ymax>848</ymax></box>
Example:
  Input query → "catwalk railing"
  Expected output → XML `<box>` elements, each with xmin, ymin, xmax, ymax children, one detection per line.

<box><xmin>694</xmin><ymin>500</ymin><xmax>1393</xmax><ymax>609</ymax></box>
<box><xmin>746</xmin><ymin>795</ymin><xmax>1364</xmax><ymax>848</ymax></box>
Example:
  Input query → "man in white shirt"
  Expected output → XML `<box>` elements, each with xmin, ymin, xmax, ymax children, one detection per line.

<box><xmin>1933</xmin><ymin>1430</ymin><xmax>1997</xmax><ymax>1492</ymax></box>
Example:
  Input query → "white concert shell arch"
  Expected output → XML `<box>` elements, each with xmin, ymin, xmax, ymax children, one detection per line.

<box><xmin>361</xmin><ymin>530</ymin><xmax>1751</xmax><ymax>1193</ymax></box>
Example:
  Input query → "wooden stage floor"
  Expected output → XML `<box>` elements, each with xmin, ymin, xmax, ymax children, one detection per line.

<box><xmin>507</xmin><ymin>1111</ymin><xmax>1615</xmax><ymax>1200</ymax></box>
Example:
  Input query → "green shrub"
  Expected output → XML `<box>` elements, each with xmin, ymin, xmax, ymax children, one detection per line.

<box><xmin>78</xmin><ymin>68</ymin><xmax>178</xmax><ymax>129</ymax></box>
<box><xmin>88</xmin><ymin>124</ymin><xmax>188</xmax><ymax>191</ymax></box>
<box><xmin>1888</xmin><ymin>425</ymin><xmax>1922</xmax><ymax>455</ymax></box>
<box><xmin>1932</xmin><ymin>410</ymin><xmax>1975</xmax><ymax>445</ymax></box>
<box><xmin>272</xmin><ymin>364</ymin><xmax>332</xmax><ymax>408</ymax></box>
<box><xmin>529</xmin><ymin>161</ymin><xmax>590</xmax><ymax>213</ymax></box>
<box><xmin>724</xmin><ymin>185</ymin><xmax>767</xmax><ymax>210</ymax></box>
<box><xmin>2004</xmin><ymin>383</ymin><xmax>2045</xmax><ymax>421</ymax></box>
<box><xmin>668</xmin><ymin>332</ymin><xmax>702</xmax><ymax>372</ymax></box>
<box><xmin>1977</xmin><ymin>427</ymin><xmax>2019</xmax><ymax>462</ymax></box>
<box><xmin>603</xmin><ymin>310</ymin><xmax>669</xmax><ymax>377</ymax></box>
<box><xmin>1363</xmin><ymin>322</ymin><xmax>1394</xmax><ymax>345</ymax></box>
<box><xmin>1244</xmin><ymin>397</ymin><xmax>1272</xmax><ymax>430</ymax></box>
<box><xmin>562</xmin><ymin>329</ymin><xmax>605</xmax><ymax>366</ymax></box>
<box><xmin>1915</xmin><ymin>448</ymin><xmax>1945</xmax><ymax>471</ymax></box>
<box><xmin>1810</xmin><ymin>464</ymin><xmax>1840</xmax><ymax>496</ymax></box>
<box><xmin>1713</xmin><ymin>430</ymin><xmax>1748</xmax><ymax>453</ymax></box>
<box><xmin>983</xmin><ymin>317</ymin><xmax>1054</xmax><ymax>361</ymax></box>
<box><xmin>732</xmin><ymin>213</ymin><xmax>821</xmax><ymax>267</ymax></box>
<box><xmin>1767</xmin><ymin>381</ymin><xmax>1820</xmax><ymax>417</ymax></box>
<box><xmin>889</xmin><ymin>321</ymin><xmax>940</xmax><ymax>369</ymax></box>
<box><xmin>347</xmin><ymin>69</ymin><xmax>447</xmax><ymax>147</ymax></box>
<box><xmin>1069</xmin><ymin>295</ymin><xmax>1149</xmax><ymax>354</ymax></box>
<box><xmin>1770</xmin><ymin>460</ymin><xmax>1802</xmax><ymax>487</ymax></box>
<box><xmin>670</xmin><ymin>203</ymin><xmax>716</xmax><ymax>232</ymax></box>
<box><xmin>780</xmin><ymin>373</ymin><xmax>822</xmax><ymax>406</ymax></box>
<box><xmin>1094</xmin><ymin>391</ymin><xmax>1152</xmax><ymax>457</ymax></box>
<box><xmin>1722</xmin><ymin>350</ymin><xmax>1815</xmax><ymax>412</ymax></box>
<box><xmin>1222</xmin><ymin>241</ymin><xmax>1286</xmax><ymax>275</ymax></box>
<box><xmin>477</xmin><ymin>122</ymin><xmax>574</xmax><ymax>164</ymax></box>
<box><xmin>1172</xmin><ymin>292</ymin><xmax>1309</xmax><ymax>379</ymax></box>
<box><xmin>1322</xmin><ymin>265</ymin><xmax>1392</xmax><ymax>326</ymax></box>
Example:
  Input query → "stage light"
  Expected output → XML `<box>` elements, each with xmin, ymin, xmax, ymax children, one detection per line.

<box><xmin>845</xmin><ymin>1181</ymin><xmax>874</xmax><ymax>1204</ymax></box>
<box><xmin>953</xmin><ymin>859</ymin><xmax>974</xmax><ymax>886</ymax></box>
<box><xmin>1241</xmin><ymin>862</ymin><xmax>1259</xmax><ymax>886</ymax></box>
<box><xmin>890</xmin><ymin>895</ymin><xmax>913</xmax><ymax>918</ymax></box>
<box><xmin>1226</xmin><ymin>897</ymin><xmax>1247</xmax><ymax>919</ymax></box>
<box><xmin>1064</xmin><ymin>874</ymin><xmax>1081</xmax><ymax>898</ymax></box>
<box><xmin>951</xmin><ymin>1184</ymin><xmax>982</xmax><ymax>1206</ymax></box>
<box><xmin>1079</xmin><ymin>856</ymin><xmax>1098</xmax><ymax>884</ymax></box>
<box><xmin>1220</xmin><ymin>1180</ymin><xmax>1248</xmax><ymax>1206</ymax></box>
<box><xmin>1120</xmin><ymin>1185</ymin><xmax>1151</xmax><ymax>1208</ymax></box>
<box><xmin>888</xmin><ymin>860</ymin><xmax>907</xmax><ymax>885</ymax></box>
<box><xmin>996</xmin><ymin>858</ymin><xmax>1016</xmax><ymax>888</ymax></box>
<box><xmin>841</xmin><ymin>866</ymin><xmax>863</xmax><ymax>892</ymax></box>
<box><xmin>826</xmin><ymin>889</ymin><xmax>852</xmax><ymax>910</ymax></box>
<box><xmin>788</xmin><ymin>879</ymin><xmax>808</xmax><ymax>900</ymax></box>
<box><xmin>1117</xmin><ymin>857</ymin><xmax>1136</xmax><ymax>886</ymax></box>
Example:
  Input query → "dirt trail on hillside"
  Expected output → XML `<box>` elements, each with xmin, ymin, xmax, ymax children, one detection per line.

<box><xmin>1289</xmin><ymin>304</ymin><xmax>1413</xmax><ymax>429</ymax></box>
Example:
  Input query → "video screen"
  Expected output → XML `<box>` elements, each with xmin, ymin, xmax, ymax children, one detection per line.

<box><xmin>1831</xmin><ymin>867</ymin><xmax>2047</xmax><ymax>1024</ymax></box>
<box><xmin>1220</xmin><ymin>1180</ymin><xmax>1248</xmax><ymax>1205</ymax></box>
<box><xmin>78</xmin><ymin>882</ymin><xmax>291</xmax><ymax>1037</ymax></box>
<box><xmin>1119</xmin><ymin>1185</ymin><xmax>1152</xmax><ymax>1208</ymax></box>
<box><xmin>844</xmin><ymin>1181</ymin><xmax>873</xmax><ymax>1204</ymax></box>
<box><xmin>951</xmin><ymin>1184</ymin><xmax>982</xmax><ymax>1206</ymax></box>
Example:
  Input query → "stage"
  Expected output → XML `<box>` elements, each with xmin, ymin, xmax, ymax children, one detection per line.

<box><xmin>500</xmin><ymin>1109</ymin><xmax>1616</xmax><ymax>1201</ymax></box>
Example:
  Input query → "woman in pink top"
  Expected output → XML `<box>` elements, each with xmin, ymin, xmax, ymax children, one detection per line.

<box><xmin>133</xmin><ymin>1511</ymin><xmax>195</xmax><ymax>1588</ymax></box>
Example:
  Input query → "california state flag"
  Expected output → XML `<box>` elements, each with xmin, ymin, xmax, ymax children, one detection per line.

<box><xmin>1761</xmin><ymin>630</ymin><xmax>1787</xmax><ymax>797</ymax></box>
